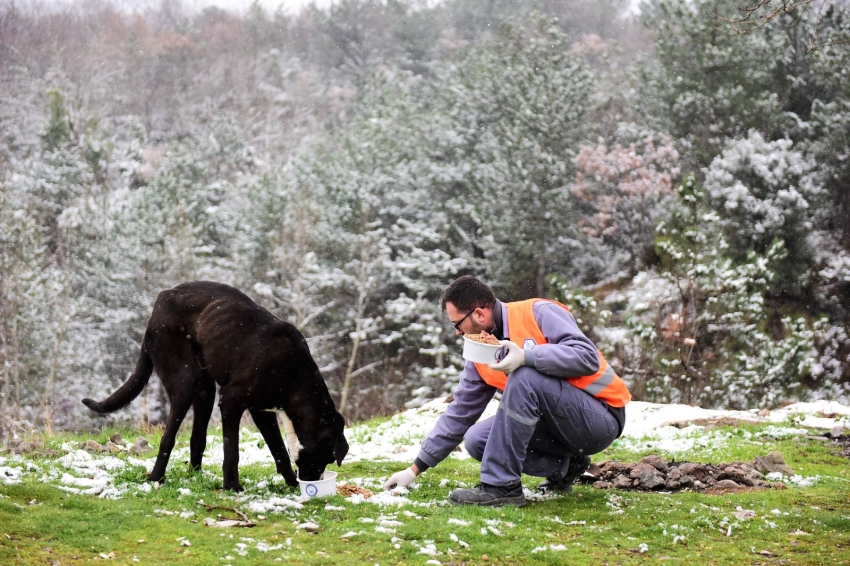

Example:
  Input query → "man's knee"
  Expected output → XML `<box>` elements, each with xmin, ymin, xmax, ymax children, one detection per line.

<box><xmin>463</xmin><ymin>416</ymin><xmax>494</xmax><ymax>462</ymax></box>
<box><xmin>464</xmin><ymin>436</ymin><xmax>485</xmax><ymax>461</ymax></box>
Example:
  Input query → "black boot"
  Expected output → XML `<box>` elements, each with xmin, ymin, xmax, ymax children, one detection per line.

<box><xmin>448</xmin><ymin>482</ymin><xmax>526</xmax><ymax>507</ymax></box>
<box><xmin>538</xmin><ymin>455</ymin><xmax>591</xmax><ymax>494</ymax></box>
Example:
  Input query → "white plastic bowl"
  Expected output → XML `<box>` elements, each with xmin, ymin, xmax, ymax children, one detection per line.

<box><xmin>298</xmin><ymin>470</ymin><xmax>337</xmax><ymax>498</ymax></box>
<box><xmin>462</xmin><ymin>336</ymin><xmax>502</xmax><ymax>364</ymax></box>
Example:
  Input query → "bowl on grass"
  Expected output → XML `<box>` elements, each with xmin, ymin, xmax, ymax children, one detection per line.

<box><xmin>298</xmin><ymin>470</ymin><xmax>337</xmax><ymax>498</ymax></box>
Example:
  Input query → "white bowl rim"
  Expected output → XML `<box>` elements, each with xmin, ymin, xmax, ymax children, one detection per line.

<box><xmin>297</xmin><ymin>470</ymin><xmax>337</xmax><ymax>484</ymax></box>
<box><xmin>462</xmin><ymin>335</ymin><xmax>501</xmax><ymax>347</ymax></box>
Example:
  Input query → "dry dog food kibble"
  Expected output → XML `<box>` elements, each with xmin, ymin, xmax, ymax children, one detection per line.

<box><xmin>465</xmin><ymin>332</ymin><xmax>500</xmax><ymax>345</ymax></box>
<box><xmin>337</xmin><ymin>483</ymin><xmax>374</xmax><ymax>498</ymax></box>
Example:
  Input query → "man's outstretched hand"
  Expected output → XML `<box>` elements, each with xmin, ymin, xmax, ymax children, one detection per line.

<box><xmin>489</xmin><ymin>340</ymin><xmax>524</xmax><ymax>374</ymax></box>
<box><xmin>384</xmin><ymin>467</ymin><xmax>417</xmax><ymax>491</ymax></box>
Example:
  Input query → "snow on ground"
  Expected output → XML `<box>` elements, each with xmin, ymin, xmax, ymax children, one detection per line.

<box><xmin>0</xmin><ymin>398</ymin><xmax>847</xmax><ymax>511</ymax></box>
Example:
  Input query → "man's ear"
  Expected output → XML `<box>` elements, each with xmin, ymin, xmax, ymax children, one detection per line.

<box><xmin>333</xmin><ymin>433</ymin><xmax>349</xmax><ymax>467</ymax></box>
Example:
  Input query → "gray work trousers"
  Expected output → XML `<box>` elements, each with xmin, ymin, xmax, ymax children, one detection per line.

<box><xmin>464</xmin><ymin>366</ymin><xmax>620</xmax><ymax>487</ymax></box>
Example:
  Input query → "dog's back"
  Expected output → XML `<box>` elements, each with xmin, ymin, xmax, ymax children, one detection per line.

<box><xmin>148</xmin><ymin>282</ymin><xmax>313</xmax><ymax>403</ymax></box>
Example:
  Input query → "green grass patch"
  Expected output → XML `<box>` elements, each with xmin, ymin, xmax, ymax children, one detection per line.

<box><xmin>1</xmin><ymin>422</ymin><xmax>849</xmax><ymax>565</ymax></box>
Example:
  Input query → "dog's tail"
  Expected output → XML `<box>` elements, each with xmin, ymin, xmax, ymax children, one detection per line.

<box><xmin>82</xmin><ymin>342</ymin><xmax>154</xmax><ymax>414</ymax></box>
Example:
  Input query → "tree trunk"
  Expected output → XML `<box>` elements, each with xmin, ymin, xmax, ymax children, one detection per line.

<box><xmin>338</xmin><ymin>248</ymin><xmax>369</xmax><ymax>416</ymax></box>
<box><xmin>41</xmin><ymin>279</ymin><xmax>70</xmax><ymax>435</ymax></box>
<box><xmin>0</xmin><ymin>318</ymin><xmax>8</xmax><ymax>442</ymax></box>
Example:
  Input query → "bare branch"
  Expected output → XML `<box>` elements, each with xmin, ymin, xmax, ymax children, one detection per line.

<box><xmin>718</xmin><ymin>0</ymin><xmax>815</xmax><ymax>34</ymax></box>
<box><xmin>348</xmin><ymin>360</ymin><xmax>384</xmax><ymax>380</ymax></box>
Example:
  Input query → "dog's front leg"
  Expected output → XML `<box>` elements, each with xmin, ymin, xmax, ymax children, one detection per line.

<box><xmin>220</xmin><ymin>397</ymin><xmax>245</xmax><ymax>492</ymax></box>
<box><xmin>250</xmin><ymin>409</ymin><xmax>298</xmax><ymax>486</ymax></box>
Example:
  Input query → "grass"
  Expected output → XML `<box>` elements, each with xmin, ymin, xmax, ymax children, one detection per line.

<box><xmin>1</xmin><ymin>421</ymin><xmax>849</xmax><ymax>565</ymax></box>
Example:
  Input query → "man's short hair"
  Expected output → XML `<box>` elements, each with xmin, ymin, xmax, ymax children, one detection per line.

<box><xmin>440</xmin><ymin>275</ymin><xmax>496</xmax><ymax>312</ymax></box>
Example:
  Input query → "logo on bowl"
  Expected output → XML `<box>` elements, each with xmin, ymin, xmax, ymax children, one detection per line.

<box><xmin>305</xmin><ymin>484</ymin><xmax>318</xmax><ymax>497</ymax></box>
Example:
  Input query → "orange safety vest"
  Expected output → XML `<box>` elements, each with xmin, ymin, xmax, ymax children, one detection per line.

<box><xmin>474</xmin><ymin>299</ymin><xmax>631</xmax><ymax>408</ymax></box>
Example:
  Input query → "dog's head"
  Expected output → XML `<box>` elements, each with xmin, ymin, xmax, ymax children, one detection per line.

<box><xmin>296</xmin><ymin>412</ymin><xmax>349</xmax><ymax>481</ymax></box>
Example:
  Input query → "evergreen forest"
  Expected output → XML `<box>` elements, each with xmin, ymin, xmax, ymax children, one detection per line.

<box><xmin>1</xmin><ymin>0</ymin><xmax>848</xmax><ymax>436</ymax></box>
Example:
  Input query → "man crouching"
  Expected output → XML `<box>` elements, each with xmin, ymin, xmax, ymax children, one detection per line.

<box><xmin>384</xmin><ymin>275</ymin><xmax>631</xmax><ymax>506</ymax></box>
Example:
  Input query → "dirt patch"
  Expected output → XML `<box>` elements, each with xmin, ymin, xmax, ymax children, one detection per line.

<box><xmin>702</xmin><ymin>483</ymin><xmax>782</xmax><ymax>495</ymax></box>
<box><xmin>581</xmin><ymin>452</ymin><xmax>792</xmax><ymax>493</ymax></box>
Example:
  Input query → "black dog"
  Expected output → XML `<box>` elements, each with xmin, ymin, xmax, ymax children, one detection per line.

<box><xmin>82</xmin><ymin>281</ymin><xmax>348</xmax><ymax>492</ymax></box>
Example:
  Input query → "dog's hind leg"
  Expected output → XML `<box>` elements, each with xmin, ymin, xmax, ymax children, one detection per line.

<box><xmin>146</xmin><ymin>336</ymin><xmax>200</xmax><ymax>484</ymax></box>
<box><xmin>219</xmin><ymin>393</ymin><xmax>246</xmax><ymax>492</ymax></box>
<box><xmin>249</xmin><ymin>409</ymin><xmax>298</xmax><ymax>487</ymax></box>
<box><xmin>147</xmin><ymin>390</ymin><xmax>194</xmax><ymax>484</ymax></box>
<box><xmin>189</xmin><ymin>379</ymin><xmax>216</xmax><ymax>472</ymax></box>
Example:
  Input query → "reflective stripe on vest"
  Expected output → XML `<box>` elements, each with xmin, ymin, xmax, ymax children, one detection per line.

<box><xmin>473</xmin><ymin>299</ymin><xmax>631</xmax><ymax>408</ymax></box>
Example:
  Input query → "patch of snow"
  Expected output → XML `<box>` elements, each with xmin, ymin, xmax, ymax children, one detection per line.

<box><xmin>0</xmin><ymin>466</ymin><xmax>23</xmax><ymax>485</ymax></box>
<box><xmin>245</xmin><ymin>497</ymin><xmax>304</xmax><ymax>513</ymax></box>
<box><xmin>447</xmin><ymin>518</ymin><xmax>471</xmax><ymax>526</ymax></box>
<box><xmin>532</xmin><ymin>544</ymin><xmax>567</xmax><ymax>553</ymax></box>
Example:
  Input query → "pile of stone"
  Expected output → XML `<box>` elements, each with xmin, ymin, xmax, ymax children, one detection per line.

<box><xmin>78</xmin><ymin>434</ymin><xmax>152</xmax><ymax>455</ymax></box>
<box><xmin>821</xmin><ymin>426</ymin><xmax>850</xmax><ymax>459</ymax></box>
<box><xmin>831</xmin><ymin>435</ymin><xmax>850</xmax><ymax>459</ymax></box>
<box><xmin>582</xmin><ymin>452</ymin><xmax>793</xmax><ymax>493</ymax></box>
<box><xmin>2</xmin><ymin>437</ymin><xmax>56</xmax><ymax>457</ymax></box>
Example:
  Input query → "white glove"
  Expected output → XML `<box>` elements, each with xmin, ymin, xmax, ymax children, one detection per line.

<box><xmin>383</xmin><ymin>467</ymin><xmax>417</xmax><ymax>491</ymax></box>
<box><xmin>488</xmin><ymin>340</ymin><xmax>525</xmax><ymax>374</ymax></box>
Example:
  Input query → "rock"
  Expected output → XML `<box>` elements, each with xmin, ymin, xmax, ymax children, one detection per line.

<box><xmin>641</xmin><ymin>474</ymin><xmax>666</xmax><ymax>489</ymax></box>
<box><xmin>612</xmin><ymin>475</ymin><xmax>633</xmax><ymax>489</ymax></box>
<box><xmin>733</xmin><ymin>509</ymin><xmax>757</xmax><ymax>520</ymax></box>
<box><xmin>678</xmin><ymin>475</ymin><xmax>694</xmax><ymax>488</ymax></box>
<box><xmin>629</xmin><ymin>463</ymin><xmax>656</xmax><ymax>479</ymax></box>
<box><xmin>8</xmin><ymin>439</ymin><xmax>44</xmax><ymax>455</ymax></box>
<box><xmin>753</xmin><ymin>451</ymin><xmax>794</xmax><ymax>476</ymax></box>
<box><xmin>718</xmin><ymin>465</ymin><xmax>760</xmax><ymax>487</ymax></box>
<box><xmin>297</xmin><ymin>522</ymin><xmax>320</xmax><ymax>533</ymax></box>
<box><xmin>640</xmin><ymin>455</ymin><xmax>669</xmax><ymax>474</ymax></box>
<box><xmin>665</xmin><ymin>479</ymin><xmax>681</xmax><ymax>490</ymax></box>
<box><xmin>602</xmin><ymin>461</ymin><xmax>633</xmax><ymax>476</ymax></box>
<box><xmin>713</xmin><ymin>479</ymin><xmax>740</xmax><ymax>488</ymax></box>
<box><xmin>827</xmin><ymin>426</ymin><xmax>846</xmax><ymax>439</ymax></box>
<box><xmin>630</xmin><ymin>464</ymin><xmax>666</xmax><ymax>489</ymax></box>
<box><xmin>667</xmin><ymin>467</ymin><xmax>682</xmax><ymax>481</ymax></box>
<box><xmin>131</xmin><ymin>436</ymin><xmax>152</xmax><ymax>454</ymax></box>
<box><xmin>805</xmin><ymin>435</ymin><xmax>829</xmax><ymax>442</ymax></box>
<box><xmin>586</xmin><ymin>462</ymin><xmax>604</xmax><ymax>478</ymax></box>
<box><xmin>109</xmin><ymin>433</ymin><xmax>124</xmax><ymax>445</ymax></box>
<box><xmin>593</xmin><ymin>481</ymin><xmax>613</xmax><ymax>490</ymax></box>
<box><xmin>677</xmin><ymin>462</ymin><xmax>710</xmax><ymax>480</ymax></box>
<box><xmin>80</xmin><ymin>440</ymin><xmax>102</xmax><ymax>453</ymax></box>
<box><xmin>9</xmin><ymin>441</ymin><xmax>30</xmax><ymax>454</ymax></box>
<box><xmin>103</xmin><ymin>441</ymin><xmax>122</xmax><ymax>454</ymax></box>
<box><xmin>693</xmin><ymin>480</ymin><xmax>705</xmax><ymax>489</ymax></box>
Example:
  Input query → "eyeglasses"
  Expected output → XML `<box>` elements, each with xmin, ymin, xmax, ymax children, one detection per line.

<box><xmin>450</xmin><ymin>309</ymin><xmax>475</xmax><ymax>332</ymax></box>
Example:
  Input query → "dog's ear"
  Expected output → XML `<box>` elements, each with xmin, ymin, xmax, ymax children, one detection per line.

<box><xmin>333</xmin><ymin>433</ymin><xmax>349</xmax><ymax>467</ymax></box>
